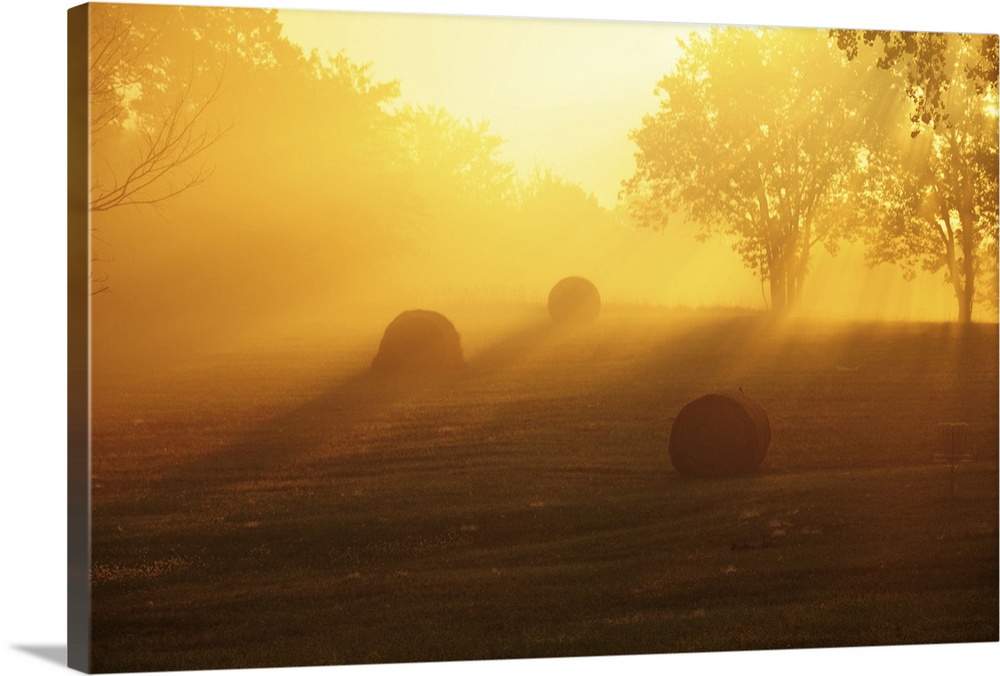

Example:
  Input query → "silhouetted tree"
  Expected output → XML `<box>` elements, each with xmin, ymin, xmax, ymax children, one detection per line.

<box><xmin>514</xmin><ymin>168</ymin><xmax>618</xmax><ymax>265</ymax></box>
<box><xmin>834</xmin><ymin>32</ymin><xmax>998</xmax><ymax>322</ymax></box>
<box><xmin>377</xmin><ymin>105</ymin><xmax>524</xmax><ymax>293</ymax></box>
<box><xmin>87</xmin><ymin>4</ymin><xmax>232</xmax><ymax>212</ymax></box>
<box><xmin>397</xmin><ymin>105</ymin><xmax>518</xmax><ymax>212</ymax></box>
<box><xmin>831</xmin><ymin>30</ymin><xmax>998</xmax><ymax>137</ymax></box>
<box><xmin>88</xmin><ymin>4</ymin><xmax>402</xmax><ymax>212</ymax></box>
<box><xmin>86</xmin><ymin>4</ymin><xmax>409</xmax><ymax>300</ymax></box>
<box><xmin>622</xmin><ymin>27</ymin><xmax>890</xmax><ymax>312</ymax></box>
<box><xmin>519</xmin><ymin>168</ymin><xmax>606</xmax><ymax>227</ymax></box>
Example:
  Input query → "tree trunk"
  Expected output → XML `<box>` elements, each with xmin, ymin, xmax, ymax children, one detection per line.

<box><xmin>768</xmin><ymin>252</ymin><xmax>789</xmax><ymax>313</ymax></box>
<box><xmin>788</xmin><ymin>271</ymin><xmax>803</xmax><ymax>311</ymax></box>
<box><xmin>954</xmin><ymin>252</ymin><xmax>975</xmax><ymax>323</ymax></box>
<box><xmin>787</xmin><ymin>249</ymin><xmax>808</xmax><ymax>312</ymax></box>
<box><xmin>766</xmin><ymin>249</ymin><xmax>811</xmax><ymax>315</ymax></box>
<box><xmin>944</xmin><ymin>239</ymin><xmax>968</xmax><ymax>323</ymax></box>
<box><xmin>938</xmin><ymin>196</ymin><xmax>973</xmax><ymax>324</ymax></box>
<box><xmin>958</xmin><ymin>185</ymin><xmax>977</xmax><ymax>324</ymax></box>
<box><xmin>949</xmin><ymin>127</ymin><xmax>978</xmax><ymax>324</ymax></box>
<box><xmin>769</xmin><ymin>276</ymin><xmax>787</xmax><ymax>313</ymax></box>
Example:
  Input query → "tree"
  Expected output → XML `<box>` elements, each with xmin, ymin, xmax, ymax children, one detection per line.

<box><xmin>87</xmin><ymin>4</ymin><xmax>232</xmax><ymax>213</ymax></box>
<box><xmin>518</xmin><ymin>168</ymin><xmax>607</xmax><ymax>229</ymax></box>
<box><xmin>834</xmin><ymin>31</ymin><xmax>999</xmax><ymax>322</ymax></box>
<box><xmin>622</xmin><ymin>27</ymin><xmax>893</xmax><ymax>313</ymax></box>
<box><xmin>396</xmin><ymin>105</ymin><xmax>518</xmax><ymax>213</ymax></box>
<box><xmin>831</xmin><ymin>30</ymin><xmax>998</xmax><ymax>136</ymax></box>
<box><xmin>85</xmin><ymin>5</ymin><xmax>409</xmax><ymax>298</ymax></box>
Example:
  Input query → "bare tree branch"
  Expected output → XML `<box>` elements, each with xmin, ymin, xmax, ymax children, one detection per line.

<box><xmin>88</xmin><ymin>7</ymin><xmax>230</xmax><ymax>213</ymax></box>
<box><xmin>90</xmin><ymin>70</ymin><xmax>230</xmax><ymax>212</ymax></box>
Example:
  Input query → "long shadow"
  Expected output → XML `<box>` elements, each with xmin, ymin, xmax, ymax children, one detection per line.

<box><xmin>146</xmin><ymin>369</ymin><xmax>425</xmax><ymax>494</ymax></box>
<box><xmin>464</xmin><ymin>317</ymin><xmax>556</xmax><ymax>373</ymax></box>
<box><xmin>637</xmin><ymin>315</ymin><xmax>1000</xmax><ymax>472</ymax></box>
<box><xmin>141</xmin><ymin>318</ymin><xmax>562</xmax><ymax>496</ymax></box>
<box><xmin>128</xmin><ymin>310</ymin><xmax>872</xmax><ymax>511</ymax></box>
<box><xmin>632</xmin><ymin>312</ymin><xmax>780</xmax><ymax>395</ymax></box>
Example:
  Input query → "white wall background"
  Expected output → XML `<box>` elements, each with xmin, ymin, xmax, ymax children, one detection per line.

<box><xmin>3</xmin><ymin>2</ymin><xmax>997</xmax><ymax>675</ymax></box>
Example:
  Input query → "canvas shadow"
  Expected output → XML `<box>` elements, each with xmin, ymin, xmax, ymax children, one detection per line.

<box><xmin>12</xmin><ymin>645</ymin><xmax>67</xmax><ymax>667</ymax></box>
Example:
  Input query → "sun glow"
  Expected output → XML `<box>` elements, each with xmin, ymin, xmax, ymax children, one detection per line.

<box><xmin>88</xmin><ymin>5</ymin><xmax>996</xmax><ymax>375</ymax></box>
<box><xmin>277</xmin><ymin>9</ymin><xmax>690</xmax><ymax>209</ymax></box>
<box><xmin>76</xmin><ymin>8</ymin><xmax>999</xmax><ymax>672</ymax></box>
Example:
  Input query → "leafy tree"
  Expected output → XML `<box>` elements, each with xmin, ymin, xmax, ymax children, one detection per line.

<box><xmin>831</xmin><ymin>30</ymin><xmax>998</xmax><ymax>136</ymax></box>
<box><xmin>87</xmin><ymin>4</ymin><xmax>401</xmax><ymax>211</ymax></box>
<box><xmin>518</xmin><ymin>168</ymin><xmax>606</xmax><ymax>229</ymax></box>
<box><xmin>512</xmin><ymin>169</ymin><xmax>623</xmax><ymax>288</ymax></box>
<box><xmin>834</xmin><ymin>31</ymin><xmax>999</xmax><ymax>322</ymax></box>
<box><xmin>87</xmin><ymin>4</ymin><xmax>234</xmax><ymax>213</ymax></box>
<box><xmin>396</xmin><ymin>105</ymin><xmax>518</xmax><ymax>213</ymax></box>
<box><xmin>368</xmin><ymin>105</ymin><xmax>524</xmax><ymax>296</ymax></box>
<box><xmin>86</xmin><ymin>4</ymin><xmax>408</xmax><ymax>301</ymax></box>
<box><xmin>622</xmin><ymin>27</ymin><xmax>886</xmax><ymax>312</ymax></box>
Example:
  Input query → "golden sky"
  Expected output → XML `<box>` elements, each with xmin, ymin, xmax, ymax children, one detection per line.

<box><xmin>278</xmin><ymin>9</ymin><xmax>692</xmax><ymax>207</ymax></box>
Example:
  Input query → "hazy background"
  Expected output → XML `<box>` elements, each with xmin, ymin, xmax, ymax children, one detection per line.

<box><xmin>278</xmin><ymin>9</ymin><xmax>962</xmax><ymax>322</ymax></box>
<box><xmin>3</xmin><ymin>2</ymin><xmax>998</xmax><ymax>676</ymax></box>
<box><xmin>279</xmin><ymin>10</ymin><xmax>686</xmax><ymax>209</ymax></box>
<box><xmin>85</xmin><ymin>1</ymin><xmax>979</xmax><ymax>368</ymax></box>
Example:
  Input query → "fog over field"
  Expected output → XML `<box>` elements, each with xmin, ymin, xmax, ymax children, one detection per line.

<box><xmin>87</xmin><ymin>4</ymin><xmax>995</xmax><ymax>369</ymax></box>
<box><xmin>75</xmin><ymin>3</ymin><xmax>998</xmax><ymax>673</ymax></box>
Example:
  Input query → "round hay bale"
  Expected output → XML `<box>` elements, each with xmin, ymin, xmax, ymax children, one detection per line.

<box><xmin>548</xmin><ymin>276</ymin><xmax>601</xmax><ymax>324</ymax></box>
<box><xmin>668</xmin><ymin>390</ymin><xmax>770</xmax><ymax>477</ymax></box>
<box><xmin>371</xmin><ymin>309</ymin><xmax>465</xmax><ymax>376</ymax></box>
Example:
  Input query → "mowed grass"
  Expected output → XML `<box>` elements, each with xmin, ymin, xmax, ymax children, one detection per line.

<box><xmin>88</xmin><ymin>308</ymin><xmax>999</xmax><ymax>672</ymax></box>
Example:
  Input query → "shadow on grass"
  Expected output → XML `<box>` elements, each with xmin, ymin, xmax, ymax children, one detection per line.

<box><xmin>146</xmin><ymin>318</ymin><xmax>562</xmax><ymax>494</ymax></box>
<box><xmin>465</xmin><ymin>317</ymin><xmax>555</xmax><ymax>372</ymax></box>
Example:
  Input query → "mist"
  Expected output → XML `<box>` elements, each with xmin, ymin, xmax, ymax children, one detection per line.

<box><xmin>88</xmin><ymin>6</ymin><xmax>996</xmax><ymax>371</ymax></box>
<box><xmin>74</xmin><ymin>7</ymin><xmax>999</xmax><ymax>672</ymax></box>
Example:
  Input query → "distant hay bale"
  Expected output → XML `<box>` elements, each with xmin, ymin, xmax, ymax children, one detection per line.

<box><xmin>371</xmin><ymin>309</ymin><xmax>465</xmax><ymax>376</ymax></box>
<box><xmin>548</xmin><ymin>276</ymin><xmax>601</xmax><ymax>324</ymax></box>
<box><xmin>668</xmin><ymin>390</ymin><xmax>771</xmax><ymax>477</ymax></box>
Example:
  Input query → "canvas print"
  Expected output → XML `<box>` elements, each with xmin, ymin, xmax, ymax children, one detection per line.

<box><xmin>67</xmin><ymin>3</ymin><xmax>999</xmax><ymax>673</ymax></box>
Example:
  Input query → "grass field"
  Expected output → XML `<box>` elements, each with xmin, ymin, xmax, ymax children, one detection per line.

<box><xmin>88</xmin><ymin>307</ymin><xmax>999</xmax><ymax>672</ymax></box>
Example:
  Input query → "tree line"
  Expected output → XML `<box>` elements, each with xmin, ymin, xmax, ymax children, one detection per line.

<box><xmin>87</xmin><ymin>5</ymin><xmax>612</xmax><ymax>305</ymax></box>
<box><xmin>622</xmin><ymin>27</ymin><xmax>998</xmax><ymax>322</ymax></box>
<box><xmin>87</xmin><ymin>5</ymin><xmax>998</xmax><ymax>322</ymax></box>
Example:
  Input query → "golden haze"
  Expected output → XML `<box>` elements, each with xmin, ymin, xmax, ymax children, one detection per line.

<box><xmin>88</xmin><ymin>6</ymin><xmax>991</xmax><ymax>366</ymax></box>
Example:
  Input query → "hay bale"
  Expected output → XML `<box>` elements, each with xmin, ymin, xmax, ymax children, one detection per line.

<box><xmin>548</xmin><ymin>276</ymin><xmax>601</xmax><ymax>324</ymax></box>
<box><xmin>371</xmin><ymin>309</ymin><xmax>465</xmax><ymax>375</ymax></box>
<box><xmin>668</xmin><ymin>390</ymin><xmax>770</xmax><ymax>477</ymax></box>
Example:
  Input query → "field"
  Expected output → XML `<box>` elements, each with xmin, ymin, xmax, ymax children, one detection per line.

<box><xmin>88</xmin><ymin>307</ymin><xmax>999</xmax><ymax>672</ymax></box>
